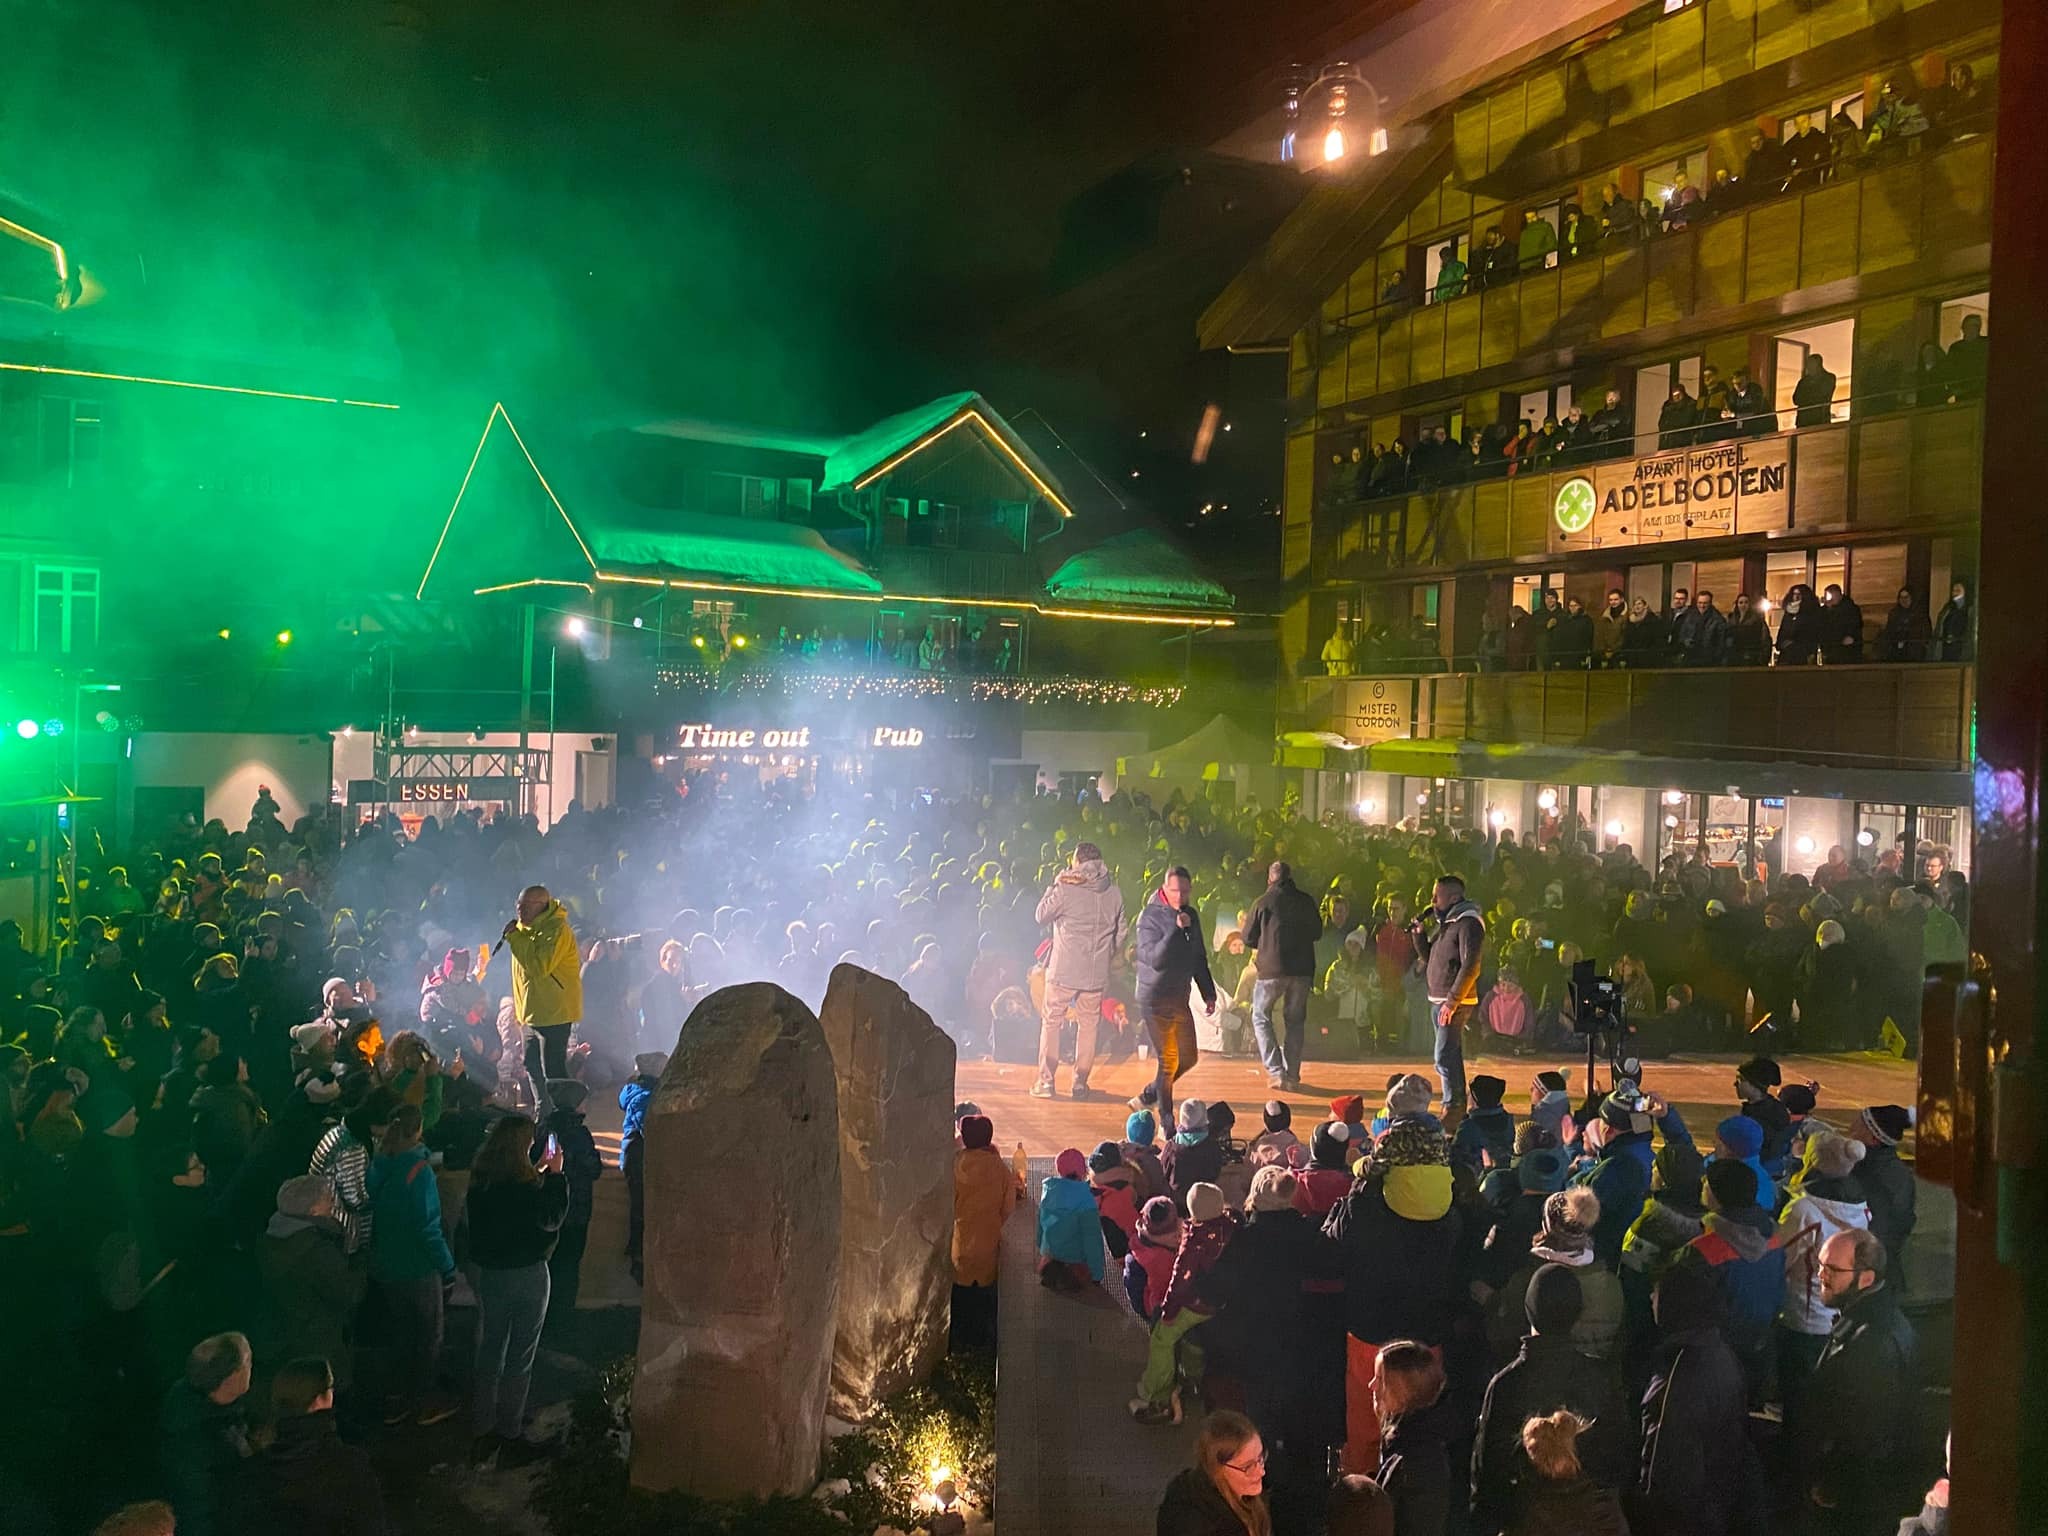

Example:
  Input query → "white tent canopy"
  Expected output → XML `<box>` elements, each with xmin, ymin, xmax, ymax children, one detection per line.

<box><xmin>1115</xmin><ymin>713</ymin><xmax>1274</xmax><ymax>782</ymax></box>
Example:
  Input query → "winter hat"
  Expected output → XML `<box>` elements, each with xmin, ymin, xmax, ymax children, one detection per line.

<box><xmin>1534</xmin><ymin>1187</ymin><xmax>1599</xmax><ymax>1259</ymax></box>
<box><xmin>1715</xmin><ymin>1114</ymin><xmax>1765</xmax><ymax>1160</ymax></box>
<box><xmin>1804</xmin><ymin>1130</ymin><xmax>1866</xmax><ymax>1182</ymax></box>
<box><xmin>1737</xmin><ymin>1056</ymin><xmax>1782</xmax><ymax>1090</ymax></box>
<box><xmin>1311</xmin><ymin>1121</ymin><xmax>1354</xmax><ymax>1168</ymax></box>
<box><xmin>1207</xmin><ymin>1102</ymin><xmax>1238</xmax><ymax>1137</ymax></box>
<box><xmin>1073</xmin><ymin>841</ymin><xmax>1104</xmax><ymax>864</ymax></box>
<box><xmin>1815</xmin><ymin>920</ymin><xmax>1846</xmax><ymax>949</ymax></box>
<box><xmin>1469</xmin><ymin>1074</ymin><xmax>1507</xmax><ymax>1110</ymax></box>
<box><xmin>1140</xmin><ymin>1196</ymin><xmax>1181</xmax><ymax>1237</ymax></box>
<box><xmin>1653</xmin><ymin>1137</ymin><xmax>1706</xmax><ymax>1197</ymax></box>
<box><xmin>1597</xmin><ymin>1094</ymin><xmax>1641</xmax><ymax>1131</ymax></box>
<box><xmin>1330</xmin><ymin>1093</ymin><xmax>1367</xmax><ymax>1126</ymax></box>
<box><xmin>1177</xmin><ymin>1099</ymin><xmax>1209</xmax><ymax>1133</ymax></box>
<box><xmin>1385</xmin><ymin>1074</ymin><xmax>1434</xmax><ymax>1119</ymax></box>
<box><xmin>1654</xmin><ymin>1255</ymin><xmax>1727</xmax><ymax>1332</ymax></box>
<box><xmin>1373</xmin><ymin>1117</ymin><xmax>1450</xmax><ymax>1170</ymax></box>
<box><xmin>1780</xmin><ymin>1082</ymin><xmax>1819</xmax><ymax>1116</ymax></box>
<box><xmin>1262</xmin><ymin>1100</ymin><xmax>1291</xmax><ymax>1132</ymax></box>
<box><xmin>1088</xmin><ymin>1141</ymin><xmax>1125</xmax><ymax>1175</ymax></box>
<box><xmin>276</xmin><ymin>1174</ymin><xmax>334</xmax><ymax>1219</ymax></box>
<box><xmin>1524</xmin><ymin>1262</ymin><xmax>1585</xmax><ymax>1336</ymax></box>
<box><xmin>1054</xmin><ymin>1147</ymin><xmax>1088</xmax><ymax>1179</ymax></box>
<box><xmin>1861</xmin><ymin>1104</ymin><xmax>1914</xmax><ymax>1146</ymax></box>
<box><xmin>634</xmin><ymin>1052</ymin><xmax>670</xmax><ymax>1078</ymax></box>
<box><xmin>958</xmin><ymin>1115</ymin><xmax>994</xmax><ymax>1150</ymax></box>
<box><xmin>1247</xmin><ymin>1166</ymin><xmax>1299</xmax><ymax>1214</ymax></box>
<box><xmin>1706</xmin><ymin>1159</ymin><xmax>1760</xmax><ymax>1210</ymax></box>
<box><xmin>546</xmin><ymin>1079</ymin><xmax>590</xmax><ymax>1113</ymax></box>
<box><xmin>289</xmin><ymin>1021</ymin><xmax>338</xmax><ymax>1053</ymax></box>
<box><xmin>1187</xmin><ymin>1182</ymin><xmax>1227</xmax><ymax>1222</ymax></box>
<box><xmin>1517</xmin><ymin>1147</ymin><xmax>1569</xmax><ymax>1194</ymax></box>
<box><xmin>1125</xmin><ymin>1110</ymin><xmax>1158</xmax><ymax>1146</ymax></box>
<box><xmin>1704</xmin><ymin>898</ymin><xmax>1728</xmax><ymax>917</ymax></box>
<box><xmin>1514</xmin><ymin>1122</ymin><xmax>1556</xmax><ymax>1157</ymax></box>
<box><xmin>1534</xmin><ymin>1069</ymin><xmax>1569</xmax><ymax>1096</ymax></box>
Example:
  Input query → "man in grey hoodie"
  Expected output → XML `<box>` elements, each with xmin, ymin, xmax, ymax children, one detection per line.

<box><xmin>1032</xmin><ymin>841</ymin><xmax>1126</xmax><ymax>1100</ymax></box>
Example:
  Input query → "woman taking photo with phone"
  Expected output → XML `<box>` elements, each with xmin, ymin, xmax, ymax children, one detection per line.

<box><xmin>466</xmin><ymin>1113</ymin><xmax>568</xmax><ymax>1469</ymax></box>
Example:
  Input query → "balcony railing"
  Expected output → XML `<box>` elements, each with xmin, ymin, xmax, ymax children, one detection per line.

<box><xmin>1311</xmin><ymin>398</ymin><xmax>1982</xmax><ymax>579</ymax></box>
<box><xmin>1304</xmin><ymin>131</ymin><xmax>1993</xmax><ymax>419</ymax></box>
<box><xmin>1284</xmin><ymin>662</ymin><xmax>1974</xmax><ymax>773</ymax></box>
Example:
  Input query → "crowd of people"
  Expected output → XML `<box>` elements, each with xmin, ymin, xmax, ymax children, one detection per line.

<box><xmin>1004</xmin><ymin>1055</ymin><xmax>1936</xmax><ymax>1534</ymax></box>
<box><xmin>0</xmin><ymin>763</ymin><xmax>1956</xmax><ymax>1531</ymax></box>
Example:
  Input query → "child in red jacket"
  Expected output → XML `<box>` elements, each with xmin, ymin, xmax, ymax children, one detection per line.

<box><xmin>1123</xmin><ymin>1196</ymin><xmax>1181</xmax><ymax>1321</ymax></box>
<box><xmin>1089</xmin><ymin>1141</ymin><xmax>1142</xmax><ymax>1261</ymax></box>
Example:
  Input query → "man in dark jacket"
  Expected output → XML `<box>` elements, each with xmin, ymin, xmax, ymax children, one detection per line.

<box><xmin>1471</xmin><ymin>1264</ymin><xmax>1634</xmax><ymax>1534</ymax></box>
<box><xmin>1240</xmin><ymin>861</ymin><xmax>1324</xmax><ymax>1090</ymax></box>
<box><xmin>1674</xmin><ymin>590</ymin><xmax>1730</xmax><ymax>666</ymax></box>
<box><xmin>1793</xmin><ymin>353</ymin><xmax>1838</xmax><ymax>426</ymax></box>
<box><xmin>1417</xmin><ymin>875</ymin><xmax>1486</xmax><ymax>1124</ymax></box>
<box><xmin>1851</xmin><ymin>1104</ymin><xmax>1918</xmax><ymax>1274</ymax></box>
<box><xmin>1727</xmin><ymin>365</ymin><xmax>1774</xmax><ymax>435</ymax></box>
<box><xmin>239</xmin><ymin>1357</ymin><xmax>388</xmax><ymax>1535</ymax></box>
<box><xmin>1800</xmin><ymin>1228</ymin><xmax>1918</xmax><ymax>1530</ymax></box>
<box><xmin>1878</xmin><ymin>586</ymin><xmax>1934</xmax><ymax>662</ymax></box>
<box><xmin>1819</xmin><ymin>583</ymin><xmax>1864</xmax><ymax>664</ymax></box>
<box><xmin>158</xmin><ymin>1332</ymin><xmax>253</xmax><ymax>1536</ymax></box>
<box><xmin>1134</xmin><ymin>866</ymin><xmax>1217</xmax><ymax>1129</ymax></box>
<box><xmin>1638</xmin><ymin>1263</ymin><xmax>1769</xmax><ymax>1535</ymax></box>
<box><xmin>256</xmin><ymin>1176</ymin><xmax>363</xmax><ymax>1393</ymax></box>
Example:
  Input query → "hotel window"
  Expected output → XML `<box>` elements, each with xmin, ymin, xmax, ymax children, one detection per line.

<box><xmin>1639</xmin><ymin>150</ymin><xmax>1708</xmax><ymax>214</ymax></box>
<box><xmin>1938</xmin><ymin>291</ymin><xmax>1989</xmax><ymax>348</ymax></box>
<box><xmin>1422</xmin><ymin>233</ymin><xmax>1471</xmax><ymax>303</ymax></box>
<box><xmin>34</xmin><ymin>564</ymin><xmax>98</xmax><ymax>653</ymax></box>
<box><xmin>1772</xmin><ymin>317</ymin><xmax>1855</xmax><ymax>422</ymax></box>
<box><xmin>1634</xmin><ymin>356</ymin><xmax>1702</xmax><ymax>451</ymax></box>
<box><xmin>40</xmin><ymin>396</ymin><xmax>101</xmax><ymax>488</ymax></box>
<box><xmin>1516</xmin><ymin>384</ymin><xmax>1573</xmax><ymax>430</ymax></box>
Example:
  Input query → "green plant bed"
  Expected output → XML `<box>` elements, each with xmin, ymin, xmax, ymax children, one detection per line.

<box><xmin>532</xmin><ymin>1351</ymin><xmax>997</xmax><ymax>1536</ymax></box>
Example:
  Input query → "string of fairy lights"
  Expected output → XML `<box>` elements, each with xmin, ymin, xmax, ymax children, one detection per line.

<box><xmin>652</xmin><ymin>665</ymin><xmax>1184</xmax><ymax>708</ymax></box>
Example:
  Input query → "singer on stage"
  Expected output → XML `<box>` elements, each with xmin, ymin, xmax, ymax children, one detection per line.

<box><xmin>502</xmin><ymin>883</ymin><xmax>583</xmax><ymax>1079</ymax></box>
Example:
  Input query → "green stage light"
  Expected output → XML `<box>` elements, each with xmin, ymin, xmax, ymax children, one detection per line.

<box><xmin>14</xmin><ymin>718</ymin><xmax>39</xmax><ymax>740</ymax></box>
<box><xmin>276</xmin><ymin>629</ymin><xmax>293</xmax><ymax>645</ymax></box>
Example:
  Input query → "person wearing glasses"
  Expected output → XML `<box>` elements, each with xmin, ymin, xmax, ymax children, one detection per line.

<box><xmin>1156</xmin><ymin>1409</ymin><xmax>1272</xmax><ymax>1536</ymax></box>
<box><xmin>1797</xmin><ymin>1229</ymin><xmax>1918</xmax><ymax>1531</ymax></box>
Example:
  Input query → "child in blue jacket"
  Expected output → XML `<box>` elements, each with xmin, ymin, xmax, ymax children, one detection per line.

<box><xmin>618</xmin><ymin>1051</ymin><xmax>665</xmax><ymax>1284</ymax></box>
<box><xmin>1038</xmin><ymin>1146</ymin><xmax>1104</xmax><ymax>1293</ymax></box>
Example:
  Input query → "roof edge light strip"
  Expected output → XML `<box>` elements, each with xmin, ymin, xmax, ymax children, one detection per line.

<box><xmin>0</xmin><ymin>214</ymin><xmax>67</xmax><ymax>282</ymax></box>
<box><xmin>850</xmin><ymin>408</ymin><xmax>1075</xmax><ymax>519</ymax></box>
<box><xmin>0</xmin><ymin>359</ymin><xmax>399</xmax><ymax>409</ymax></box>
<box><xmin>586</xmin><ymin>571</ymin><xmax>1232</xmax><ymax>625</ymax></box>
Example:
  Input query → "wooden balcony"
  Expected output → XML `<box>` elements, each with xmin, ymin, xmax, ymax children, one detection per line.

<box><xmin>1313</xmin><ymin>135</ymin><xmax>1992</xmax><ymax>414</ymax></box>
<box><xmin>1284</xmin><ymin>661</ymin><xmax>1974</xmax><ymax>774</ymax></box>
<box><xmin>869</xmin><ymin>545</ymin><xmax>1044</xmax><ymax>602</ymax></box>
<box><xmin>1316</xmin><ymin>399</ymin><xmax>1981</xmax><ymax>577</ymax></box>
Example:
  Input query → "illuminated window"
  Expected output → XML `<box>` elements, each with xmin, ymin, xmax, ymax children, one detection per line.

<box><xmin>1772</xmin><ymin>317</ymin><xmax>1856</xmax><ymax>422</ymax></box>
<box><xmin>34</xmin><ymin>564</ymin><xmax>99</xmax><ymax>653</ymax></box>
<box><xmin>1639</xmin><ymin>150</ymin><xmax>1708</xmax><ymax>213</ymax></box>
<box><xmin>1938</xmin><ymin>292</ymin><xmax>1989</xmax><ymax>348</ymax></box>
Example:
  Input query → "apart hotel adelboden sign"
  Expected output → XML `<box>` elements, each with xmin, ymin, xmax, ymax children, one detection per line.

<box><xmin>1550</xmin><ymin>437</ymin><xmax>1791</xmax><ymax>550</ymax></box>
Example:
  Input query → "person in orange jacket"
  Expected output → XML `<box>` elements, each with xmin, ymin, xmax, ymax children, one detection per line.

<box><xmin>951</xmin><ymin>1113</ymin><xmax>1018</xmax><ymax>1350</ymax></box>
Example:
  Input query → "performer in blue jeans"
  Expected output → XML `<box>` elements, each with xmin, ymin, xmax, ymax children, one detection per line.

<box><xmin>1415</xmin><ymin>873</ymin><xmax>1487</xmax><ymax>1127</ymax></box>
<box><xmin>1240</xmin><ymin>861</ymin><xmax>1323</xmax><ymax>1090</ymax></box>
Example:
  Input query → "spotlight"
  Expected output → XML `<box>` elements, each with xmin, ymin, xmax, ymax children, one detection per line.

<box><xmin>1663</xmin><ymin>814</ymin><xmax>1679</xmax><ymax>828</ymax></box>
<box><xmin>1604</xmin><ymin>819</ymin><xmax>1624</xmax><ymax>837</ymax></box>
<box><xmin>732</xmin><ymin>633</ymin><xmax>749</xmax><ymax>649</ymax></box>
<box><xmin>692</xmin><ymin>634</ymin><xmax>707</xmax><ymax>649</ymax></box>
<box><xmin>564</xmin><ymin>617</ymin><xmax>587</xmax><ymax>639</ymax></box>
<box><xmin>1537</xmin><ymin>789</ymin><xmax>1558</xmax><ymax>810</ymax></box>
<box><xmin>217</xmin><ymin>628</ymin><xmax>231</xmax><ymax>640</ymax></box>
<box><xmin>1488</xmin><ymin>809</ymin><xmax>1508</xmax><ymax>829</ymax></box>
<box><xmin>42</xmin><ymin>719</ymin><xmax>64</xmax><ymax>738</ymax></box>
<box><xmin>1416</xmin><ymin>792</ymin><xmax>1429</xmax><ymax>805</ymax></box>
<box><xmin>1856</xmin><ymin>828</ymin><xmax>1876</xmax><ymax>847</ymax></box>
<box><xmin>1663</xmin><ymin>790</ymin><xmax>1685</xmax><ymax>805</ymax></box>
<box><xmin>632</xmin><ymin>616</ymin><xmax>644</xmax><ymax>629</ymax></box>
<box><xmin>275</xmin><ymin>629</ymin><xmax>293</xmax><ymax>645</ymax></box>
<box><xmin>1358</xmin><ymin>799</ymin><xmax>1377</xmax><ymax>815</ymax></box>
<box><xmin>14</xmin><ymin>718</ymin><xmax>39</xmax><ymax>740</ymax></box>
<box><xmin>1795</xmin><ymin>835</ymin><xmax>1816</xmax><ymax>855</ymax></box>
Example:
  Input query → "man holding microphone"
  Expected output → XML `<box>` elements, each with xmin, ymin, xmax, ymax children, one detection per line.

<box><xmin>1416</xmin><ymin>872</ymin><xmax>1486</xmax><ymax>1128</ymax></box>
<box><xmin>1135</xmin><ymin>865</ymin><xmax>1217</xmax><ymax>1130</ymax></box>
<box><xmin>500</xmin><ymin>884</ymin><xmax>583</xmax><ymax>1081</ymax></box>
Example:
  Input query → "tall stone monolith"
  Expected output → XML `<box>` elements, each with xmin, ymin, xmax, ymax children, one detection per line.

<box><xmin>819</xmin><ymin>963</ymin><xmax>957</xmax><ymax>1421</ymax></box>
<box><xmin>630</xmin><ymin>983</ymin><xmax>840</xmax><ymax>1499</ymax></box>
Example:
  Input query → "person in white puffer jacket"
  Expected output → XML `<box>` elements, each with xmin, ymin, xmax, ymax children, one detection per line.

<box><xmin>1774</xmin><ymin>1128</ymin><xmax>1871</xmax><ymax>1431</ymax></box>
<box><xmin>1031</xmin><ymin>842</ymin><xmax>1126</xmax><ymax>1101</ymax></box>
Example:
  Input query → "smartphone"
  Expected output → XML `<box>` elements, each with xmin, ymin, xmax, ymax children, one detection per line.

<box><xmin>545</xmin><ymin>1133</ymin><xmax>561</xmax><ymax>1160</ymax></box>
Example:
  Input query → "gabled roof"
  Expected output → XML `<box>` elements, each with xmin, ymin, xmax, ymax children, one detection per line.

<box><xmin>819</xmin><ymin>391</ymin><xmax>1077</xmax><ymax>519</ymax></box>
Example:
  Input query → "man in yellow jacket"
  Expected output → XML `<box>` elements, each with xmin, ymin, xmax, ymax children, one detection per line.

<box><xmin>503</xmin><ymin>884</ymin><xmax>583</xmax><ymax>1079</ymax></box>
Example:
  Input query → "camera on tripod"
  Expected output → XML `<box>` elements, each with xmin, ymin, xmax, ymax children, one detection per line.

<box><xmin>1563</xmin><ymin>958</ymin><xmax>1625</xmax><ymax>1036</ymax></box>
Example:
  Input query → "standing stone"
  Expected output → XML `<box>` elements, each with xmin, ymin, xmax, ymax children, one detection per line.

<box><xmin>631</xmin><ymin>983</ymin><xmax>840</xmax><ymax>1499</ymax></box>
<box><xmin>819</xmin><ymin>963</ymin><xmax>958</xmax><ymax>1421</ymax></box>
